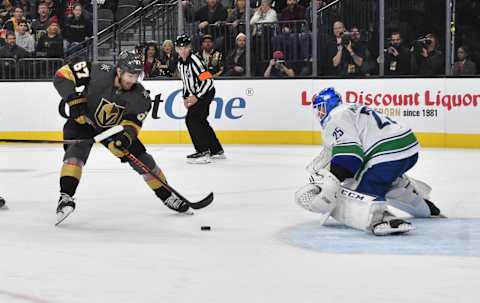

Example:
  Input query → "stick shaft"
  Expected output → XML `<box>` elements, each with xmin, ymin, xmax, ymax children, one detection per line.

<box><xmin>0</xmin><ymin>138</ymin><xmax>93</xmax><ymax>144</ymax></box>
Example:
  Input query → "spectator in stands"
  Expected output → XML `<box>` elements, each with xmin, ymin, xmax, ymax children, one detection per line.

<box><xmin>264</xmin><ymin>50</ymin><xmax>295</xmax><ymax>77</ymax></box>
<box><xmin>411</xmin><ymin>33</ymin><xmax>444</xmax><ymax>76</ymax></box>
<box><xmin>15</xmin><ymin>19</ymin><xmax>34</xmax><ymax>53</ymax></box>
<box><xmin>36</xmin><ymin>19</ymin><xmax>63</xmax><ymax>57</ymax></box>
<box><xmin>384</xmin><ymin>31</ymin><xmax>411</xmax><ymax>75</ymax></box>
<box><xmin>3</xmin><ymin>6</ymin><xmax>27</xmax><ymax>32</ymax></box>
<box><xmin>279</xmin><ymin>0</ymin><xmax>305</xmax><ymax>29</ymax></box>
<box><xmin>17</xmin><ymin>0</ymin><xmax>32</xmax><ymax>20</ymax></box>
<box><xmin>0</xmin><ymin>30</ymin><xmax>28</xmax><ymax>78</ymax></box>
<box><xmin>228</xmin><ymin>0</ymin><xmax>251</xmax><ymax>26</ymax></box>
<box><xmin>327</xmin><ymin>21</ymin><xmax>365</xmax><ymax>76</ymax></box>
<box><xmin>58</xmin><ymin>0</ymin><xmax>91</xmax><ymax>28</ymax></box>
<box><xmin>350</xmin><ymin>26</ymin><xmax>372</xmax><ymax>75</ymax></box>
<box><xmin>63</xmin><ymin>3</ymin><xmax>92</xmax><ymax>52</ymax></box>
<box><xmin>452</xmin><ymin>46</ymin><xmax>477</xmax><ymax>76</ymax></box>
<box><xmin>196</xmin><ymin>34</ymin><xmax>224</xmax><ymax>77</ymax></box>
<box><xmin>186</xmin><ymin>0</ymin><xmax>228</xmax><ymax>32</ymax></box>
<box><xmin>158</xmin><ymin>39</ymin><xmax>178</xmax><ymax>77</ymax></box>
<box><xmin>42</xmin><ymin>0</ymin><xmax>59</xmax><ymax>21</ymax></box>
<box><xmin>224</xmin><ymin>32</ymin><xmax>246</xmax><ymax>76</ymax></box>
<box><xmin>272</xmin><ymin>0</ymin><xmax>305</xmax><ymax>60</ymax></box>
<box><xmin>0</xmin><ymin>30</ymin><xmax>29</xmax><ymax>58</ymax></box>
<box><xmin>250</xmin><ymin>0</ymin><xmax>277</xmax><ymax>36</ymax></box>
<box><xmin>0</xmin><ymin>0</ymin><xmax>14</xmax><ymax>26</ymax></box>
<box><xmin>31</xmin><ymin>3</ymin><xmax>52</xmax><ymax>43</ymax></box>
<box><xmin>143</xmin><ymin>41</ymin><xmax>161</xmax><ymax>78</ymax></box>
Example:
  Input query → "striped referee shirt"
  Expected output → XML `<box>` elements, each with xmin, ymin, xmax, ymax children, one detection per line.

<box><xmin>177</xmin><ymin>53</ymin><xmax>214</xmax><ymax>99</ymax></box>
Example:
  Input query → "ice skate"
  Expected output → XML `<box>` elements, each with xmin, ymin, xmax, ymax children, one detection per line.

<box><xmin>163</xmin><ymin>194</ymin><xmax>193</xmax><ymax>215</ymax></box>
<box><xmin>372</xmin><ymin>211</ymin><xmax>414</xmax><ymax>236</ymax></box>
<box><xmin>186</xmin><ymin>151</ymin><xmax>211</xmax><ymax>164</ymax></box>
<box><xmin>210</xmin><ymin>150</ymin><xmax>226</xmax><ymax>160</ymax></box>
<box><xmin>55</xmin><ymin>193</ymin><xmax>76</xmax><ymax>226</ymax></box>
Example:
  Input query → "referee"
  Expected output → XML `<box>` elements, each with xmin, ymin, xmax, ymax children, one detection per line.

<box><xmin>175</xmin><ymin>34</ymin><xmax>225</xmax><ymax>164</ymax></box>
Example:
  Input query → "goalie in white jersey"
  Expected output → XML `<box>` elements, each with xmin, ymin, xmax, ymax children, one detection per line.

<box><xmin>295</xmin><ymin>87</ymin><xmax>443</xmax><ymax>236</ymax></box>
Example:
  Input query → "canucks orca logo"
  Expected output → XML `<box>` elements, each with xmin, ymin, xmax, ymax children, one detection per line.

<box><xmin>94</xmin><ymin>98</ymin><xmax>125</xmax><ymax>128</ymax></box>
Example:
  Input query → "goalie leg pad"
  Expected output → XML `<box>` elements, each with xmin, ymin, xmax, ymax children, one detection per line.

<box><xmin>386</xmin><ymin>175</ymin><xmax>431</xmax><ymax>217</ymax></box>
<box><xmin>331</xmin><ymin>188</ymin><xmax>388</xmax><ymax>231</ymax></box>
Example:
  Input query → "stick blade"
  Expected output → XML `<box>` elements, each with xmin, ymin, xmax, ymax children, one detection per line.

<box><xmin>189</xmin><ymin>192</ymin><xmax>214</xmax><ymax>210</ymax></box>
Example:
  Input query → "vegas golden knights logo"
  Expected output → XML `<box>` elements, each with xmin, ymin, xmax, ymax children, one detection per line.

<box><xmin>94</xmin><ymin>98</ymin><xmax>125</xmax><ymax>128</ymax></box>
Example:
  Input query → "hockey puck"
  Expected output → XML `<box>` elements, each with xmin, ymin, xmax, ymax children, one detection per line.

<box><xmin>201</xmin><ymin>226</ymin><xmax>211</xmax><ymax>231</ymax></box>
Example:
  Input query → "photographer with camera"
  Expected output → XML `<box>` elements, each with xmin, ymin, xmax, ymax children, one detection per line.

<box><xmin>264</xmin><ymin>50</ymin><xmax>295</xmax><ymax>77</ymax></box>
<box><xmin>327</xmin><ymin>21</ymin><xmax>366</xmax><ymax>76</ymax></box>
<box><xmin>411</xmin><ymin>33</ymin><xmax>444</xmax><ymax>76</ymax></box>
<box><xmin>384</xmin><ymin>31</ymin><xmax>411</xmax><ymax>75</ymax></box>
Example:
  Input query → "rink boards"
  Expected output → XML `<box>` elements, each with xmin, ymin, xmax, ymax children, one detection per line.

<box><xmin>0</xmin><ymin>78</ymin><xmax>479</xmax><ymax>148</ymax></box>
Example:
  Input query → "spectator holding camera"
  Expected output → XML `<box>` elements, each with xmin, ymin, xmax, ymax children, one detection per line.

<box><xmin>452</xmin><ymin>46</ymin><xmax>477</xmax><ymax>76</ymax></box>
<box><xmin>327</xmin><ymin>21</ymin><xmax>365</xmax><ymax>76</ymax></box>
<box><xmin>264</xmin><ymin>50</ymin><xmax>295</xmax><ymax>77</ymax></box>
<box><xmin>384</xmin><ymin>31</ymin><xmax>411</xmax><ymax>75</ymax></box>
<box><xmin>411</xmin><ymin>33</ymin><xmax>444</xmax><ymax>76</ymax></box>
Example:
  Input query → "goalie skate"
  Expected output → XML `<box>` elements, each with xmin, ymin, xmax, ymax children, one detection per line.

<box><xmin>55</xmin><ymin>193</ymin><xmax>76</xmax><ymax>226</ymax></box>
<box><xmin>372</xmin><ymin>218</ymin><xmax>415</xmax><ymax>236</ymax></box>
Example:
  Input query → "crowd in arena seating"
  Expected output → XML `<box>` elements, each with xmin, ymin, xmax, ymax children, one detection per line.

<box><xmin>1</xmin><ymin>0</ymin><xmax>479</xmax><ymax>79</ymax></box>
<box><xmin>0</xmin><ymin>0</ymin><xmax>99</xmax><ymax>59</ymax></box>
<box><xmin>138</xmin><ymin>0</ymin><xmax>478</xmax><ymax>78</ymax></box>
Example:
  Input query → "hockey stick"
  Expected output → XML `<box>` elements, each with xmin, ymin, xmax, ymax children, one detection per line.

<box><xmin>84</xmin><ymin>118</ymin><xmax>213</xmax><ymax>210</ymax></box>
<box><xmin>0</xmin><ymin>126</ymin><xmax>125</xmax><ymax>145</ymax></box>
<box><xmin>123</xmin><ymin>151</ymin><xmax>214</xmax><ymax>209</ymax></box>
<box><xmin>0</xmin><ymin>138</ymin><xmax>94</xmax><ymax>144</ymax></box>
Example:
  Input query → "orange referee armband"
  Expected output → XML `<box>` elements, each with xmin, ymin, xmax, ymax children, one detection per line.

<box><xmin>198</xmin><ymin>71</ymin><xmax>213</xmax><ymax>81</ymax></box>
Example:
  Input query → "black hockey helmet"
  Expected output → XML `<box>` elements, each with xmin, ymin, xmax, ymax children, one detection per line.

<box><xmin>175</xmin><ymin>34</ymin><xmax>191</xmax><ymax>47</ymax></box>
<box><xmin>117</xmin><ymin>50</ymin><xmax>143</xmax><ymax>74</ymax></box>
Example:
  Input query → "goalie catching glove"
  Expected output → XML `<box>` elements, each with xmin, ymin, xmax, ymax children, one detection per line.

<box><xmin>66</xmin><ymin>92</ymin><xmax>88</xmax><ymax>125</ymax></box>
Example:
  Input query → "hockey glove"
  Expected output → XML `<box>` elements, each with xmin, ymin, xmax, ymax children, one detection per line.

<box><xmin>107</xmin><ymin>131</ymin><xmax>133</xmax><ymax>158</ymax></box>
<box><xmin>66</xmin><ymin>93</ymin><xmax>88</xmax><ymax>125</ymax></box>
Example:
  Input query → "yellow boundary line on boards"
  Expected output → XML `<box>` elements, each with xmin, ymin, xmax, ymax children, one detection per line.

<box><xmin>0</xmin><ymin>131</ymin><xmax>479</xmax><ymax>148</ymax></box>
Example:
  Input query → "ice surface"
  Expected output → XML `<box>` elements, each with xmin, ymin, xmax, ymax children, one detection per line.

<box><xmin>0</xmin><ymin>145</ymin><xmax>479</xmax><ymax>303</ymax></box>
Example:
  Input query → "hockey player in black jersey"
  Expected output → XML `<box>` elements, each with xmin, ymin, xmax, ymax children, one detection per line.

<box><xmin>53</xmin><ymin>51</ymin><xmax>191</xmax><ymax>224</ymax></box>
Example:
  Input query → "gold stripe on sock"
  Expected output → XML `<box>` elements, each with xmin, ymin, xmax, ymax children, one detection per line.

<box><xmin>61</xmin><ymin>163</ymin><xmax>82</xmax><ymax>180</ymax></box>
